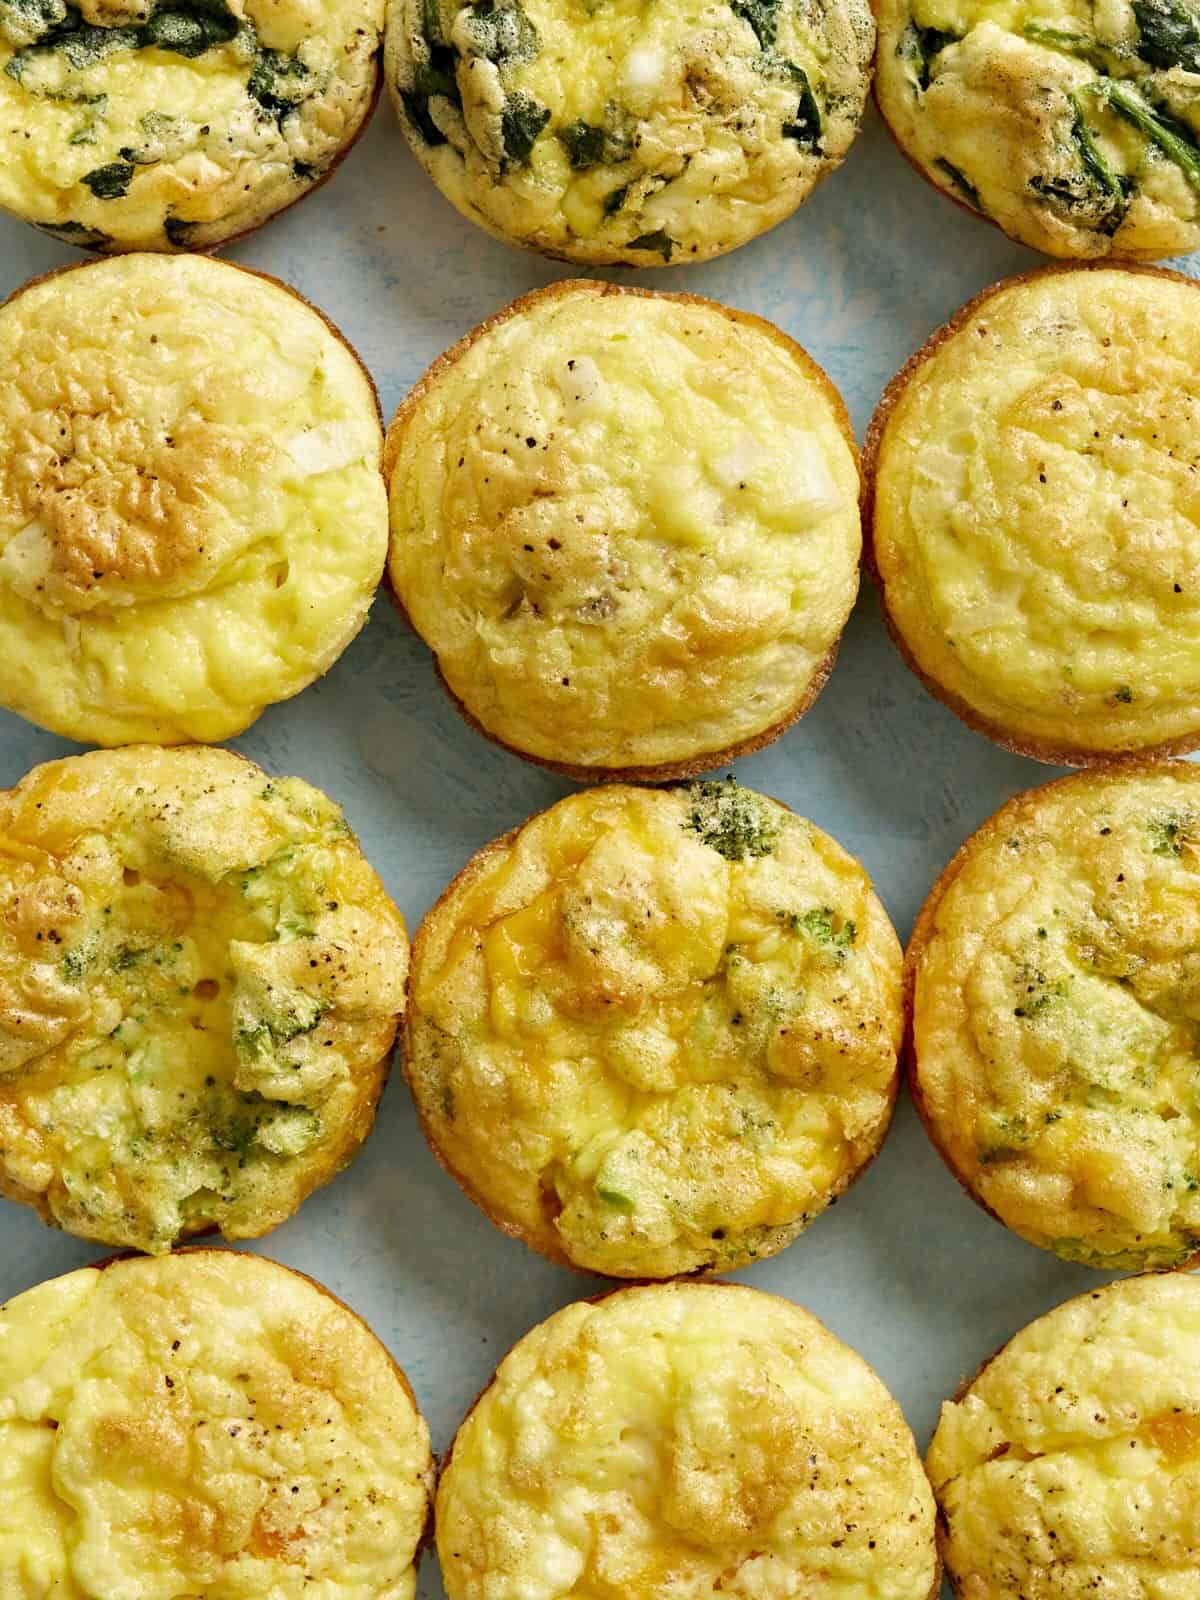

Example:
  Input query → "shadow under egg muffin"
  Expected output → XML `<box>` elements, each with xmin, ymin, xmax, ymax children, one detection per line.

<box><xmin>0</xmin><ymin>1249</ymin><xmax>434</xmax><ymax>1600</ymax></box>
<box><xmin>386</xmin><ymin>280</ymin><xmax>862</xmax><ymax>780</ymax></box>
<box><xmin>908</xmin><ymin>761</ymin><xmax>1200</xmax><ymax>1273</ymax></box>
<box><xmin>404</xmin><ymin>779</ymin><xmax>903</xmax><ymax>1279</ymax></box>
<box><xmin>384</xmin><ymin>0</ymin><xmax>874</xmax><ymax>266</ymax></box>
<box><xmin>0</xmin><ymin>0</ymin><xmax>382</xmax><ymax>253</ymax></box>
<box><xmin>874</xmin><ymin>0</ymin><xmax>1200</xmax><ymax>259</ymax></box>
<box><xmin>437</xmin><ymin>1281</ymin><xmax>939</xmax><ymax>1600</ymax></box>
<box><xmin>0</xmin><ymin>745</ymin><xmax>408</xmax><ymax>1255</ymax></box>
<box><xmin>0</xmin><ymin>252</ymin><xmax>387</xmax><ymax>746</ymax></box>
<box><xmin>865</xmin><ymin>264</ymin><xmax>1200</xmax><ymax>765</ymax></box>
<box><xmin>928</xmin><ymin>1273</ymin><xmax>1200</xmax><ymax>1598</ymax></box>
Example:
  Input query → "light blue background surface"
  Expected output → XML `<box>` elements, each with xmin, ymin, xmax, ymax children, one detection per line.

<box><xmin>1</xmin><ymin>93</ymin><xmax>1195</xmax><ymax>1597</ymax></box>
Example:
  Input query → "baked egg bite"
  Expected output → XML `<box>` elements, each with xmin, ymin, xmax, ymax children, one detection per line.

<box><xmin>0</xmin><ymin>1249</ymin><xmax>434</xmax><ymax>1600</ymax></box>
<box><xmin>386</xmin><ymin>280</ymin><xmax>862</xmax><ymax>779</ymax></box>
<box><xmin>384</xmin><ymin>0</ymin><xmax>874</xmax><ymax>265</ymax></box>
<box><xmin>437</xmin><ymin>1281</ymin><xmax>939</xmax><ymax>1600</ymax></box>
<box><xmin>865</xmin><ymin>265</ymin><xmax>1200</xmax><ymax>764</ymax></box>
<box><xmin>0</xmin><ymin>252</ymin><xmax>387</xmax><ymax>747</ymax></box>
<box><xmin>909</xmin><ymin>761</ymin><xmax>1200</xmax><ymax>1272</ymax></box>
<box><xmin>0</xmin><ymin>744</ymin><xmax>408</xmax><ymax>1255</ymax></box>
<box><xmin>0</xmin><ymin>0</ymin><xmax>382</xmax><ymax>253</ymax></box>
<box><xmin>874</xmin><ymin>0</ymin><xmax>1200</xmax><ymax>258</ymax></box>
<box><xmin>405</xmin><ymin>779</ymin><xmax>903</xmax><ymax>1279</ymax></box>
<box><xmin>929</xmin><ymin>1273</ymin><xmax>1200</xmax><ymax>1598</ymax></box>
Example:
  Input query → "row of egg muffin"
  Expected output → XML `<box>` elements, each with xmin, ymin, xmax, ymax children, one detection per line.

<box><xmin>4</xmin><ymin>1251</ymin><xmax>1200</xmax><ymax>1598</ymax></box>
<box><xmin>4</xmin><ymin>251</ymin><xmax>1200</xmax><ymax>769</ymax></box>
<box><xmin>6</xmin><ymin>0</ymin><xmax>1200</xmax><ymax>268</ymax></box>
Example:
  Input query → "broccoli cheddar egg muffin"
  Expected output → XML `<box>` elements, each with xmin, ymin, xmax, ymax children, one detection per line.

<box><xmin>866</xmin><ymin>266</ymin><xmax>1200</xmax><ymax>764</ymax></box>
<box><xmin>875</xmin><ymin>0</ymin><xmax>1200</xmax><ymax>258</ymax></box>
<box><xmin>929</xmin><ymin>1274</ymin><xmax>1200</xmax><ymax>1599</ymax></box>
<box><xmin>0</xmin><ymin>745</ymin><xmax>408</xmax><ymax>1254</ymax></box>
<box><xmin>0</xmin><ymin>253</ymin><xmax>387</xmax><ymax>747</ymax></box>
<box><xmin>909</xmin><ymin>762</ymin><xmax>1200</xmax><ymax>1271</ymax></box>
<box><xmin>0</xmin><ymin>1250</ymin><xmax>434</xmax><ymax>1600</ymax></box>
<box><xmin>384</xmin><ymin>0</ymin><xmax>874</xmax><ymax>265</ymax></box>
<box><xmin>406</xmin><ymin>780</ymin><xmax>903</xmax><ymax>1278</ymax></box>
<box><xmin>0</xmin><ymin>0</ymin><xmax>382</xmax><ymax>253</ymax></box>
<box><xmin>438</xmin><ymin>1282</ymin><xmax>939</xmax><ymax>1600</ymax></box>
<box><xmin>386</xmin><ymin>281</ymin><xmax>862</xmax><ymax>779</ymax></box>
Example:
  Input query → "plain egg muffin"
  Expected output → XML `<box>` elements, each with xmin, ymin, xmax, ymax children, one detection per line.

<box><xmin>386</xmin><ymin>280</ymin><xmax>862</xmax><ymax>779</ymax></box>
<box><xmin>875</xmin><ymin>0</ymin><xmax>1200</xmax><ymax>258</ymax></box>
<box><xmin>405</xmin><ymin>780</ymin><xmax>903</xmax><ymax>1279</ymax></box>
<box><xmin>437</xmin><ymin>1282</ymin><xmax>939</xmax><ymax>1600</ymax></box>
<box><xmin>929</xmin><ymin>1273</ymin><xmax>1200</xmax><ymax>1598</ymax></box>
<box><xmin>0</xmin><ymin>744</ymin><xmax>408</xmax><ymax>1255</ymax></box>
<box><xmin>0</xmin><ymin>1250</ymin><xmax>433</xmax><ymax>1600</ymax></box>
<box><xmin>0</xmin><ymin>252</ymin><xmax>387</xmax><ymax>746</ymax></box>
<box><xmin>865</xmin><ymin>265</ymin><xmax>1200</xmax><ymax>764</ymax></box>
<box><xmin>909</xmin><ymin>761</ymin><xmax>1200</xmax><ymax>1272</ymax></box>
<box><xmin>0</xmin><ymin>0</ymin><xmax>382</xmax><ymax>253</ymax></box>
<box><xmin>384</xmin><ymin>0</ymin><xmax>874</xmax><ymax>265</ymax></box>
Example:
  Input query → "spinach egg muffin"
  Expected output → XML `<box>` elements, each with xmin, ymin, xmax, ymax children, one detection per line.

<box><xmin>437</xmin><ymin>1282</ymin><xmax>939</xmax><ymax>1600</ymax></box>
<box><xmin>909</xmin><ymin>761</ymin><xmax>1200</xmax><ymax>1272</ymax></box>
<box><xmin>0</xmin><ymin>1250</ymin><xmax>434</xmax><ymax>1600</ymax></box>
<box><xmin>874</xmin><ymin>0</ymin><xmax>1200</xmax><ymax>258</ymax></box>
<box><xmin>929</xmin><ymin>1273</ymin><xmax>1200</xmax><ymax>1599</ymax></box>
<box><xmin>866</xmin><ymin>265</ymin><xmax>1200</xmax><ymax>764</ymax></box>
<box><xmin>0</xmin><ymin>745</ymin><xmax>408</xmax><ymax>1255</ymax></box>
<box><xmin>0</xmin><ymin>0</ymin><xmax>382</xmax><ymax>253</ymax></box>
<box><xmin>0</xmin><ymin>253</ymin><xmax>387</xmax><ymax>746</ymax></box>
<box><xmin>384</xmin><ymin>0</ymin><xmax>875</xmax><ymax>265</ymax></box>
<box><xmin>386</xmin><ymin>281</ymin><xmax>862</xmax><ymax>779</ymax></box>
<box><xmin>405</xmin><ymin>780</ymin><xmax>903</xmax><ymax>1278</ymax></box>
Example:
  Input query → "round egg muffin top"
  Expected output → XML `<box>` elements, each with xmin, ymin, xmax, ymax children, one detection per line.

<box><xmin>384</xmin><ymin>0</ymin><xmax>875</xmax><ymax>265</ymax></box>
<box><xmin>386</xmin><ymin>282</ymin><xmax>862</xmax><ymax>777</ymax></box>
<box><xmin>438</xmin><ymin>1282</ymin><xmax>938</xmax><ymax>1600</ymax></box>
<box><xmin>909</xmin><ymin>763</ymin><xmax>1200</xmax><ymax>1271</ymax></box>
<box><xmin>867</xmin><ymin>267</ymin><xmax>1200</xmax><ymax>763</ymax></box>
<box><xmin>875</xmin><ymin>0</ymin><xmax>1200</xmax><ymax>258</ymax></box>
<box><xmin>406</xmin><ymin>781</ymin><xmax>903</xmax><ymax>1279</ymax></box>
<box><xmin>0</xmin><ymin>1250</ymin><xmax>434</xmax><ymax>1600</ymax></box>
<box><xmin>0</xmin><ymin>745</ymin><xmax>408</xmax><ymax>1255</ymax></box>
<box><xmin>0</xmin><ymin>0</ymin><xmax>383</xmax><ymax>252</ymax></box>
<box><xmin>928</xmin><ymin>1273</ymin><xmax>1200</xmax><ymax>1599</ymax></box>
<box><xmin>0</xmin><ymin>252</ymin><xmax>387</xmax><ymax>747</ymax></box>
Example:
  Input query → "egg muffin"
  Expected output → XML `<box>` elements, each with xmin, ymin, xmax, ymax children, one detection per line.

<box><xmin>0</xmin><ymin>1249</ymin><xmax>433</xmax><ymax>1600</ymax></box>
<box><xmin>386</xmin><ymin>281</ymin><xmax>862</xmax><ymax>779</ymax></box>
<box><xmin>908</xmin><ymin>761</ymin><xmax>1200</xmax><ymax>1271</ymax></box>
<box><xmin>0</xmin><ymin>253</ymin><xmax>387</xmax><ymax>747</ymax></box>
<box><xmin>929</xmin><ymin>1273</ymin><xmax>1200</xmax><ymax>1598</ymax></box>
<box><xmin>438</xmin><ymin>1282</ymin><xmax>939</xmax><ymax>1600</ymax></box>
<box><xmin>384</xmin><ymin>0</ymin><xmax>874</xmax><ymax>266</ymax></box>
<box><xmin>865</xmin><ymin>265</ymin><xmax>1200</xmax><ymax>764</ymax></box>
<box><xmin>406</xmin><ymin>780</ymin><xmax>903</xmax><ymax>1278</ymax></box>
<box><xmin>874</xmin><ymin>0</ymin><xmax>1200</xmax><ymax>259</ymax></box>
<box><xmin>0</xmin><ymin>744</ymin><xmax>408</xmax><ymax>1254</ymax></box>
<box><xmin>0</xmin><ymin>0</ymin><xmax>382</xmax><ymax>253</ymax></box>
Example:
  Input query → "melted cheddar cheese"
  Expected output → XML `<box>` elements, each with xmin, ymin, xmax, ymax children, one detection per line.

<box><xmin>0</xmin><ymin>745</ymin><xmax>407</xmax><ymax>1254</ymax></box>
<box><xmin>0</xmin><ymin>253</ymin><xmax>387</xmax><ymax>746</ymax></box>
<box><xmin>387</xmin><ymin>283</ymin><xmax>861</xmax><ymax>774</ymax></box>
<box><xmin>0</xmin><ymin>1252</ymin><xmax>433</xmax><ymax>1600</ymax></box>
<box><xmin>911</xmin><ymin>764</ymin><xmax>1200</xmax><ymax>1269</ymax></box>
<box><xmin>871</xmin><ymin>268</ymin><xmax>1200</xmax><ymax>759</ymax></box>
<box><xmin>438</xmin><ymin>1282</ymin><xmax>938</xmax><ymax>1600</ymax></box>
<box><xmin>406</xmin><ymin>781</ymin><xmax>902</xmax><ymax>1278</ymax></box>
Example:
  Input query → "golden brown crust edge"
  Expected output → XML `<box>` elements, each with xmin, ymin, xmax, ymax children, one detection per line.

<box><xmin>401</xmin><ymin>787</ymin><xmax>902</xmax><ymax>1280</ymax></box>
<box><xmin>901</xmin><ymin>758</ymin><xmax>1200</xmax><ymax>1274</ymax></box>
<box><xmin>859</xmin><ymin>260</ymin><xmax>1200</xmax><ymax>769</ymax></box>
<box><xmin>383</xmin><ymin>277</ymin><xmax>860</xmax><ymax>783</ymax></box>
